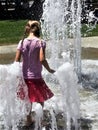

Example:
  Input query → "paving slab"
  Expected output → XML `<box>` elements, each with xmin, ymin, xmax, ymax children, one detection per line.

<box><xmin>0</xmin><ymin>37</ymin><xmax>98</xmax><ymax>54</ymax></box>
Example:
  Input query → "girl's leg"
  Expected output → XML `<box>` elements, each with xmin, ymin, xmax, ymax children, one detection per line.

<box><xmin>39</xmin><ymin>102</ymin><xmax>44</xmax><ymax>108</ymax></box>
<box><xmin>26</xmin><ymin>103</ymin><xmax>34</xmax><ymax>126</ymax></box>
<box><xmin>26</xmin><ymin>113</ymin><xmax>33</xmax><ymax>125</ymax></box>
<box><xmin>38</xmin><ymin>102</ymin><xmax>44</xmax><ymax>129</ymax></box>
<box><xmin>25</xmin><ymin>102</ymin><xmax>44</xmax><ymax>126</ymax></box>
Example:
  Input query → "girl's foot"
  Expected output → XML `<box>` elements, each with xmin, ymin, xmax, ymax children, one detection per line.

<box><xmin>25</xmin><ymin>114</ymin><xmax>35</xmax><ymax>126</ymax></box>
<box><xmin>25</xmin><ymin>119</ymin><xmax>35</xmax><ymax>126</ymax></box>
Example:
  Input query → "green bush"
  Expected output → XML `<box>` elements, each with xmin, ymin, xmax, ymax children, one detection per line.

<box><xmin>81</xmin><ymin>24</ymin><xmax>98</xmax><ymax>37</ymax></box>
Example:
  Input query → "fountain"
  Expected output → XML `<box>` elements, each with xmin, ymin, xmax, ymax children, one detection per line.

<box><xmin>0</xmin><ymin>0</ymin><xmax>98</xmax><ymax>130</ymax></box>
<box><xmin>41</xmin><ymin>0</ymin><xmax>81</xmax><ymax>129</ymax></box>
<box><xmin>42</xmin><ymin>0</ymin><xmax>82</xmax><ymax>80</ymax></box>
<box><xmin>0</xmin><ymin>63</ymin><xmax>31</xmax><ymax>130</ymax></box>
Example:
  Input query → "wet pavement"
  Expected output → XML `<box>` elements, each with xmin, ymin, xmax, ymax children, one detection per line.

<box><xmin>0</xmin><ymin>37</ymin><xmax>98</xmax><ymax>54</ymax></box>
<box><xmin>0</xmin><ymin>110</ymin><xmax>93</xmax><ymax>130</ymax></box>
<box><xmin>0</xmin><ymin>37</ymin><xmax>98</xmax><ymax>129</ymax></box>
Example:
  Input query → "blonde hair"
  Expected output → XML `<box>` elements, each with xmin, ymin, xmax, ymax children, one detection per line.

<box><xmin>25</xmin><ymin>20</ymin><xmax>41</xmax><ymax>37</ymax></box>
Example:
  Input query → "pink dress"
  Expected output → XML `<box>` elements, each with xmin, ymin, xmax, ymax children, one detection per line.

<box><xmin>17</xmin><ymin>37</ymin><xmax>54</xmax><ymax>102</ymax></box>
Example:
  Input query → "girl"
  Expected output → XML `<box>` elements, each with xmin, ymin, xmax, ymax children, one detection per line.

<box><xmin>15</xmin><ymin>20</ymin><xmax>55</xmax><ymax>127</ymax></box>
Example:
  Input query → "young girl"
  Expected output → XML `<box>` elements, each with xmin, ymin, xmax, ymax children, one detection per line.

<box><xmin>15</xmin><ymin>20</ymin><xmax>55</xmax><ymax>126</ymax></box>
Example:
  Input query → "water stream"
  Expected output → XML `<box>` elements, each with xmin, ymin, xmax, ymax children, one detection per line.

<box><xmin>0</xmin><ymin>0</ymin><xmax>98</xmax><ymax>130</ymax></box>
<box><xmin>42</xmin><ymin>0</ymin><xmax>81</xmax><ymax>79</ymax></box>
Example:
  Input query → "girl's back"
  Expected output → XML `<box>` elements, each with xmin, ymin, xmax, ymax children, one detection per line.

<box><xmin>17</xmin><ymin>37</ymin><xmax>46</xmax><ymax>79</ymax></box>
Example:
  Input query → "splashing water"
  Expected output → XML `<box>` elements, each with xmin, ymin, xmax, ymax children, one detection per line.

<box><xmin>42</xmin><ymin>0</ymin><xmax>82</xmax><ymax>79</ymax></box>
<box><xmin>0</xmin><ymin>62</ymin><xmax>80</xmax><ymax>130</ymax></box>
<box><xmin>0</xmin><ymin>0</ymin><xmax>82</xmax><ymax>130</ymax></box>
<box><xmin>0</xmin><ymin>62</ymin><xmax>31</xmax><ymax>130</ymax></box>
<box><xmin>41</xmin><ymin>0</ymin><xmax>81</xmax><ymax>129</ymax></box>
<box><xmin>54</xmin><ymin>62</ymin><xmax>80</xmax><ymax>130</ymax></box>
<box><xmin>81</xmin><ymin>1</ymin><xmax>98</xmax><ymax>34</ymax></box>
<box><xmin>87</xmin><ymin>10</ymin><xmax>98</xmax><ymax>31</ymax></box>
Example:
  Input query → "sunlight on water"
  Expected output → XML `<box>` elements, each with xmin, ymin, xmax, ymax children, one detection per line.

<box><xmin>0</xmin><ymin>0</ymin><xmax>82</xmax><ymax>129</ymax></box>
<box><xmin>0</xmin><ymin>0</ymin><xmax>98</xmax><ymax>130</ymax></box>
<box><xmin>41</xmin><ymin>0</ymin><xmax>82</xmax><ymax>128</ymax></box>
<box><xmin>0</xmin><ymin>62</ymin><xmax>31</xmax><ymax>130</ymax></box>
<box><xmin>55</xmin><ymin>62</ymin><xmax>80</xmax><ymax>130</ymax></box>
<box><xmin>42</xmin><ymin>0</ymin><xmax>82</xmax><ymax>78</ymax></box>
<box><xmin>0</xmin><ymin>61</ymin><xmax>80</xmax><ymax>130</ymax></box>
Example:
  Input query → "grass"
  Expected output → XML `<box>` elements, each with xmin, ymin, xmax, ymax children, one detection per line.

<box><xmin>0</xmin><ymin>20</ymin><xmax>27</xmax><ymax>45</ymax></box>
<box><xmin>0</xmin><ymin>20</ymin><xmax>98</xmax><ymax>45</ymax></box>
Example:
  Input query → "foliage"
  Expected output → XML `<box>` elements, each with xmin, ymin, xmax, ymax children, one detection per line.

<box><xmin>81</xmin><ymin>24</ymin><xmax>98</xmax><ymax>37</ymax></box>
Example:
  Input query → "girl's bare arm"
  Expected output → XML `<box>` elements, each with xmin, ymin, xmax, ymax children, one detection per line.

<box><xmin>42</xmin><ymin>60</ymin><xmax>55</xmax><ymax>73</ymax></box>
<box><xmin>15</xmin><ymin>50</ymin><xmax>21</xmax><ymax>62</ymax></box>
<box><xmin>39</xmin><ymin>47</ymin><xmax>55</xmax><ymax>73</ymax></box>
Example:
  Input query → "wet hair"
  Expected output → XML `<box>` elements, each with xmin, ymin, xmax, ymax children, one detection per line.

<box><xmin>25</xmin><ymin>20</ymin><xmax>41</xmax><ymax>37</ymax></box>
<box><xmin>21</xmin><ymin>21</ymin><xmax>41</xmax><ymax>47</ymax></box>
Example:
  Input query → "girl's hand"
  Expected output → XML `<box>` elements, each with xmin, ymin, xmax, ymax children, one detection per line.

<box><xmin>49</xmin><ymin>69</ymin><xmax>55</xmax><ymax>74</ymax></box>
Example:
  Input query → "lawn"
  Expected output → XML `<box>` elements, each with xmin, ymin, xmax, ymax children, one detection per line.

<box><xmin>0</xmin><ymin>20</ymin><xmax>98</xmax><ymax>45</ymax></box>
<box><xmin>0</xmin><ymin>20</ymin><xmax>27</xmax><ymax>45</ymax></box>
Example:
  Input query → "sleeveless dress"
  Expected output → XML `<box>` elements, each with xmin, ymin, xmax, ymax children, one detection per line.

<box><xmin>17</xmin><ymin>37</ymin><xmax>54</xmax><ymax>102</ymax></box>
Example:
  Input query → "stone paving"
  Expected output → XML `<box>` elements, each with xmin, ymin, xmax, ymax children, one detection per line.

<box><xmin>0</xmin><ymin>37</ymin><xmax>98</xmax><ymax>54</ymax></box>
<box><xmin>81</xmin><ymin>36</ymin><xmax>98</xmax><ymax>48</ymax></box>
<box><xmin>0</xmin><ymin>44</ymin><xmax>17</xmax><ymax>54</ymax></box>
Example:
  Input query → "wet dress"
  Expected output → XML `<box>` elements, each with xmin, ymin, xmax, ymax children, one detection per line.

<box><xmin>17</xmin><ymin>37</ymin><xmax>54</xmax><ymax>102</ymax></box>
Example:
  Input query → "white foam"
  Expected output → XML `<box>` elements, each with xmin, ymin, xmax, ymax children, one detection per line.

<box><xmin>0</xmin><ymin>62</ymin><xmax>31</xmax><ymax>129</ymax></box>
